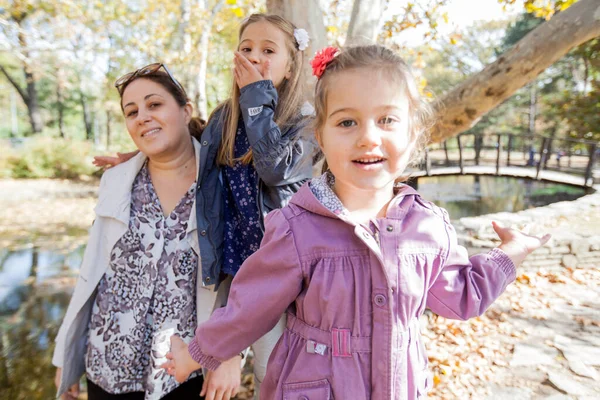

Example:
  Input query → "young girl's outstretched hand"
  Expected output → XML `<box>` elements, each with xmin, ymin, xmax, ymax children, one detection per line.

<box><xmin>92</xmin><ymin>151</ymin><xmax>138</xmax><ymax>169</ymax></box>
<box><xmin>492</xmin><ymin>221</ymin><xmax>551</xmax><ymax>267</ymax></box>
<box><xmin>233</xmin><ymin>51</ymin><xmax>271</xmax><ymax>89</ymax></box>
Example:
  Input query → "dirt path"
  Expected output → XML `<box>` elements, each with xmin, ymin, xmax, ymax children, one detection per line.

<box><xmin>0</xmin><ymin>179</ymin><xmax>97</xmax><ymax>250</ymax></box>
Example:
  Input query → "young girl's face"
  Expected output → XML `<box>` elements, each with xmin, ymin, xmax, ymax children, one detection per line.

<box><xmin>238</xmin><ymin>20</ymin><xmax>292</xmax><ymax>88</ymax></box>
<box><xmin>318</xmin><ymin>68</ymin><xmax>415</xmax><ymax>196</ymax></box>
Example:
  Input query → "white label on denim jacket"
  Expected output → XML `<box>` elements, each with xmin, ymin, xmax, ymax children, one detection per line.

<box><xmin>248</xmin><ymin>106</ymin><xmax>263</xmax><ymax>116</ymax></box>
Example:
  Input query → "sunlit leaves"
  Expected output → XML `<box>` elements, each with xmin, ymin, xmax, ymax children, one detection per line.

<box><xmin>499</xmin><ymin>0</ymin><xmax>579</xmax><ymax>19</ymax></box>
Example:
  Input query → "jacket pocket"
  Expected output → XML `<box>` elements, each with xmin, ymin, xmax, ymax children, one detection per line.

<box><xmin>283</xmin><ymin>378</ymin><xmax>332</xmax><ymax>400</ymax></box>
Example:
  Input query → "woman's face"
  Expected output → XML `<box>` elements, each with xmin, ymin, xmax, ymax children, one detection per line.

<box><xmin>121</xmin><ymin>78</ymin><xmax>192</xmax><ymax>158</ymax></box>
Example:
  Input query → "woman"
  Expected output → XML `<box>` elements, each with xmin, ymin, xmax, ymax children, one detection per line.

<box><xmin>53</xmin><ymin>64</ymin><xmax>241</xmax><ymax>400</ymax></box>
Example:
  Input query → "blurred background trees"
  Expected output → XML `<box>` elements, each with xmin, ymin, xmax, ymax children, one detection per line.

<box><xmin>0</xmin><ymin>0</ymin><xmax>597</xmax><ymax>177</ymax></box>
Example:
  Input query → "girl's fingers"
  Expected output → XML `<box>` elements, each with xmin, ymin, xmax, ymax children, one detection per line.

<box><xmin>205</xmin><ymin>387</ymin><xmax>216</xmax><ymax>400</ymax></box>
<box><xmin>263</xmin><ymin>59</ymin><xmax>272</xmax><ymax>81</ymax></box>
<box><xmin>234</xmin><ymin>52</ymin><xmax>250</xmax><ymax>73</ymax></box>
<box><xmin>200</xmin><ymin>376</ymin><xmax>208</xmax><ymax>396</ymax></box>
<box><xmin>92</xmin><ymin>156</ymin><xmax>119</xmax><ymax>167</ymax></box>
<box><xmin>538</xmin><ymin>233</ymin><xmax>552</xmax><ymax>246</ymax></box>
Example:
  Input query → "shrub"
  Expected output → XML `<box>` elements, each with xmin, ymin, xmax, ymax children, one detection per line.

<box><xmin>0</xmin><ymin>137</ymin><xmax>97</xmax><ymax>179</ymax></box>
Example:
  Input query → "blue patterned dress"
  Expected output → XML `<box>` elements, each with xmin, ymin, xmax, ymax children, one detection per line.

<box><xmin>221</xmin><ymin>121</ymin><xmax>263</xmax><ymax>276</ymax></box>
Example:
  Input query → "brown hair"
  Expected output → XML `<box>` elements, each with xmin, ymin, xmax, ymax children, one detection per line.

<box><xmin>313</xmin><ymin>45</ymin><xmax>433</xmax><ymax>174</ymax></box>
<box><xmin>217</xmin><ymin>13</ymin><xmax>306</xmax><ymax>166</ymax></box>
<box><xmin>118</xmin><ymin>71</ymin><xmax>206</xmax><ymax>140</ymax></box>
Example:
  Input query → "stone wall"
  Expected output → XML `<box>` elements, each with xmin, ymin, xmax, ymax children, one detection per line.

<box><xmin>453</xmin><ymin>186</ymin><xmax>600</xmax><ymax>270</ymax></box>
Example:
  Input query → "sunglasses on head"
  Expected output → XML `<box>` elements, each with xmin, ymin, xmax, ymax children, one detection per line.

<box><xmin>114</xmin><ymin>63</ymin><xmax>185</xmax><ymax>95</ymax></box>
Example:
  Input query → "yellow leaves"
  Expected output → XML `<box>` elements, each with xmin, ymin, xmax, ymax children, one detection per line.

<box><xmin>231</xmin><ymin>7</ymin><xmax>244</xmax><ymax>18</ymax></box>
<box><xmin>449</xmin><ymin>33</ymin><xmax>461</xmax><ymax>45</ymax></box>
<box><xmin>226</xmin><ymin>0</ymin><xmax>237</xmax><ymax>4</ymax></box>
<box><xmin>516</xmin><ymin>272</ymin><xmax>531</xmax><ymax>284</ymax></box>
<box><xmin>433</xmin><ymin>373</ymin><xmax>442</xmax><ymax>386</ymax></box>
<box><xmin>515</xmin><ymin>0</ymin><xmax>579</xmax><ymax>20</ymax></box>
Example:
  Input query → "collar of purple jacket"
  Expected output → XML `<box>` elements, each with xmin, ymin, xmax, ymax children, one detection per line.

<box><xmin>290</xmin><ymin>180</ymin><xmax>421</xmax><ymax>223</ymax></box>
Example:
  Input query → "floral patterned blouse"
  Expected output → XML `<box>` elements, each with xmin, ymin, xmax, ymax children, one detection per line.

<box><xmin>222</xmin><ymin>121</ymin><xmax>263</xmax><ymax>276</ymax></box>
<box><xmin>85</xmin><ymin>162</ymin><xmax>199</xmax><ymax>400</ymax></box>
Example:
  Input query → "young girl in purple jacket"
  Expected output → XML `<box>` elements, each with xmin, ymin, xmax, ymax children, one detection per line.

<box><xmin>162</xmin><ymin>44</ymin><xmax>550</xmax><ymax>399</ymax></box>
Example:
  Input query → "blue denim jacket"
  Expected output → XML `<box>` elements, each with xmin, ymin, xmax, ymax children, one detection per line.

<box><xmin>195</xmin><ymin>80</ymin><xmax>316</xmax><ymax>286</ymax></box>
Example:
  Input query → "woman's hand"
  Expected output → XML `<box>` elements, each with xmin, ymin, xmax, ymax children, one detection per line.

<box><xmin>160</xmin><ymin>335</ymin><xmax>202</xmax><ymax>384</ymax></box>
<box><xmin>233</xmin><ymin>51</ymin><xmax>271</xmax><ymax>89</ymax></box>
<box><xmin>200</xmin><ymin>355</ymin><xmax>242</xmax><ymax>400</ymax></box>
<box><xmin>493</xmin><ymin>221</ymin><xmax>551</xmax><ymax>267</ymax></box>
<box><xmin>54</xmin><ymin>368</ymin><xmax>80</xmax><ymax>400</ymax></box>
<box><xmin>92</xmin><ymin>151</ymin><xmax>139</xmax><ymax>169</ymax></box>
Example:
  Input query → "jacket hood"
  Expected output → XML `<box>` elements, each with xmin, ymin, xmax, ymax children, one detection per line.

<box><xmin>289</xmin><ymin>180</ymin><xmax>421</xmax><ymax>222</ymax></box>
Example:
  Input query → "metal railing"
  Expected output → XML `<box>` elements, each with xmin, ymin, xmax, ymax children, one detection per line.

<box><xmin>419</xmin><ymin>133</ymin><xmax>599</xmax><ymax>187</ymax></box>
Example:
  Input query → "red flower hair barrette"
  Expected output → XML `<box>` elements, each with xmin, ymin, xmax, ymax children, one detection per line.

<box><xmin>310</xmin><ymin>46</ymin><xmax>340</xmax><ymax>79</ymax></box>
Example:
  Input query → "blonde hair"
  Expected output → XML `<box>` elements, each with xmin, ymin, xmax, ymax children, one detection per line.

<box><xmin>313</xmin><ymin>45</ymin><xmax>433</xmax><ymax>173</ymax></box>
<box><xmin>217</xmin><ymin>13</ymin><xmax>306</xmax><ymax>166</ymax></box>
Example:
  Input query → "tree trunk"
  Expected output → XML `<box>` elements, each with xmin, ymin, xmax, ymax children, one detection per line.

<box><xmin>80</xmin><ymin>93</ymin><xmax>93</xmax><ymax>141</ymax></box>
<box><xmin>197</xmin><ymin>26</ymin><xmax>211</xmax><ymax>120</ymax></box>
<box><xmin>25</xmin><ymin>76</ymin><xmax>43</xmax><ymax>134</ymax></box>
<box><xmin>18</xmin><ymin>28</ymin><xmax>43</xmax><ymax>134</ymax></box>
<box><xmin>267</xmin><ymin>0</ymin><xmax>327</xmax><ymax>99</ymax></box>
<box><xmin>346</xmin><ymin>0</ymin><xmax>386</xmax><ymax>45</ymax></box>
<box><xmin>195</xmin><ymin>0</ymin><xmax>225</xmax><ymax>120</ymax></box>
<box><xmin>0</xmin><ymin>59</ymin><xmax>43</xmax><ymax>134</ymax></box>
<box><xmin>106</xmin><ymin>110</ymin><xmax>112</xmax><ymax>149</ymax></box>
<box><xmin>528</xmin><ymin>81</ymin><xmax>536</xmax><ymax>136</ymax></box>
<box><xmin>56</xmin><ymin>71</ymin><xmax>65</xmax><ymax>139</ymax></box>
<box><xmin>430</xmin><ymin>0</ymin><xmax>600</xmax><ymax>143</ymax></box>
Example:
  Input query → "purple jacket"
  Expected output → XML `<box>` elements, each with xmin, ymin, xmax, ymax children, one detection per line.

<box><xmin>189</xmin><ymin>183</ymin><xmax>516</xmax><ymax>399</ymax></box>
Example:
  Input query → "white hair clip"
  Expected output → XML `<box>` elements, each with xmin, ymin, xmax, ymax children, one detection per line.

<box><xmin>294</xmin><ymin>28</ymin><xmax>310</xmax><ymax>51</ymax></box>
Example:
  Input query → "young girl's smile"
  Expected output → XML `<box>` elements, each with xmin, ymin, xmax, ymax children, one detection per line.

<box><xmin>318</xmin><ymin>68</ymin><xmax>414</xmax><ymax>199</ymax></box>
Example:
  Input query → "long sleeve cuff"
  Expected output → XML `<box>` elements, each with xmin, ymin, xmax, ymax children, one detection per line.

<box><xmin>488</xmin><ymin>247</ymin><xmax>517</xmax><ymax>284</ymax></box>
<box><xmin>188</xmin><ymin>338</ymin><xmax>222</xmax><ymax>371</ymax></box>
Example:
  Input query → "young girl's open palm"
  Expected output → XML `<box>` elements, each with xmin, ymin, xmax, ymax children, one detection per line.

<box><xmin>493</xmin><ymin>221</ymin><xmax>551</xmax><ymax>266</ymax></box>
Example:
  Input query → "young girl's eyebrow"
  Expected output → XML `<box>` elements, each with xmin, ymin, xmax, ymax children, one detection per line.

<box><xmin>328</xmin><ymin>107</ymin><xmax>353</xmax><ymax>118</ymax></box>
<box><xmin>240</xmin><ymin>38</ymin><xmax>280</xmax><ymax>49</ymax></box>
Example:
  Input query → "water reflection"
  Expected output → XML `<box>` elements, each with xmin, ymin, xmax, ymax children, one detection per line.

<box><xmin>0</xmin><ymin>246</ymin><xmax>82</xmax><ymax>400</ymax></box>
<box><xmin>413</xmin><ymin>175</ymin><xmax>588</xmax><ymax>220</ymax></box>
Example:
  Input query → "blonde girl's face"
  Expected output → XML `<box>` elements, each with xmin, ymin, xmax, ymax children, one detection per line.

<box><xmin>238</xmin><ymin>20</ymin><xmax>292</xmax><ymax>89</ymax></box>
<box><xmin>121</xmin><ymin>79</ymin><xmax>192</xmax><ymax>158</ymax></box>
<box><xmin>317</xmin><ymin>68</ymin><xmax>416</xmax><ymax>196</ymax></box>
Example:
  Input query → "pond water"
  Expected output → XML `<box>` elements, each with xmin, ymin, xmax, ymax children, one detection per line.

<box><xmin>0</xmin><ymin>175</ymin><xmax>591</xmax><ymax>399</ymax></box>
<box><xmin>0</xmin><ymin>246</ymin><xmax>85</xmax><ymax>399</ymax></box>
<box><xmin>412</xmin><ymin>175</ymin><xmax>589</xmax><ymax>220</ymax></box>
